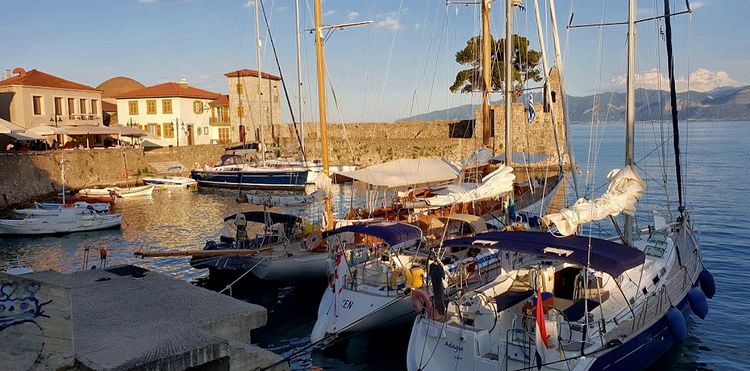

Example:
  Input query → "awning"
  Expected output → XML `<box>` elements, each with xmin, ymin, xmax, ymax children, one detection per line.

<box><xmin>0</xmin><ymin>118</ymin><xmax>25</xmax><ymax>134</ymax></box>
<box><xmin>28</xmin><ymin>125</ymin><xmax>66</xmax><ymax>136</ymax></box>
<box><xmin>109</xmin><ymin>125</ymin><xmax>150</xmax><ymax>137</ymax></box>
<box><xmin>63</xmin><ymin>125</ymin><xmax>118</xmax><ymax>135</ymax></box>
<box><xmin>324</xmin><ymin>221</ymin><xmax>423</xmax><ymax>246</ymax></box>
<box><xmin>443</xmin><ymin>231</ymin><xmax>646</xmax><ymax>278</ymax></box>
<box><xmin>223</xmin><ymin>211</ymin><xmax>302</xmax><ymax>225</ymax></box>
<box><xmin>332</xmin><ymin>158</ymin><xmax>461</xmax><ymax>188</ymax></box>
<box><xmin>4</xmin><ymin>131</ymin><xmax>44</xmax><ymax>141</ymax></box>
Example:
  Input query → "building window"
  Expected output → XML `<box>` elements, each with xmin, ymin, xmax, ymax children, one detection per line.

<box><xmin>128</xmin><ymin>101</ymin><xmax>138</xmax><ymax>115</ymax></box>
<box><xmin>91</xmin><ymin>99</ymin><xmax>98</xmax><ymax>115</ymax></box>
<box><xmin>54</xmin><ymin>97</ymin><xmax>63</xmax><ymax>116</ymax></box>
<box><xmin>219</xmin><ymin>127</ymin><xmax>230</xmax><ymax>144</ymax></box>
<box><xmin>236</xmin><ymin>83</ymin><xmax>243</xmax><ymax>95</ymax></box>
<box><xmin>162</xmin><ymin>99</ymin><xmax>172</xmax><ymax>114</ymax></box>
<box><xmin>193</xmin><ymin>100</ymin><xmax>203</xmax><ymax>114</ymax></box>
<box><xmin>147</xmin><ymin>123</ymin><xmax>161</xmax><ymax>137</ymax></box>
<box><xmin>32</xmin><ymin>96</ymin><xmax>42</xmax><ymax>115</ymax></box>
<box><xmin>67</xmin><ymin>98</ymin><xmax>75</xmax><ymax>116</ymax></box>
<box><xmin>80</xmin><ymin>99</ymin><xmax>87</xmax><ymax>114</ymax></box>
<box><xmin>147</xmin><ymin>100</ymin><xmax>156</xmax><ymax>114</ymax></box>
<box><xmin>163</xmin><ymin>122</ymin><xmax>174</xmax><ymax>138</ymax></box>
<box><xmin>197</xmin><ymin>127</ymin><xmax>202</xmax><ymax>135</ymax></box>
<box><xmin>237</xmin><ymin>105</ymin><xmax>244</xmax><ymax>117</ymax></box>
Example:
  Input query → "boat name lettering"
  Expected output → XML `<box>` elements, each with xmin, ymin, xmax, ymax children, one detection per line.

<box><xmin>443</xmin><ymin>341</ymin><xmax>464</xmax><ymax>352</ymax></box>
<box><xmin>342</xmin><ymin>299</ymin><xmax>353</xmax><ymax>310</ymax></box>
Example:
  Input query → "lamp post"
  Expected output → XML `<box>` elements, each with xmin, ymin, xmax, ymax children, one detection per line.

<box><xmin>50</xmin><ymin>115</ymin><xmax>63</xmax><ymax>150</ymax></box>
<box><xmin>175</xmin><ymin>118</ymin><xmax>179</xmax><ymax>147</ymax></box>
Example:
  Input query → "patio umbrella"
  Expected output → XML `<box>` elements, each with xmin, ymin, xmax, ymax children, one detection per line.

<box><xmin>28</xmin><ymin>125</ymin><xmax>66</xmax><ymax>136</ymax></box>
<box><xmin>0</xmin><ymin>118</ymin><xmax>25</xmax><ymax>134</ymax></box>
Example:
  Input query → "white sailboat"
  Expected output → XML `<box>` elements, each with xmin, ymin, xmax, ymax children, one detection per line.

<box><xmin>78</xmin><ymin>184</ymin><xmax>154</xmax><ymax>198</ymax></box>
<box><xmin>406</xmin><ymin>1</ymin><xmax>714</xmax><ymax>370</ymax></box>
<box><xmin>0</xmin><ymin>207</ymin><xmax>122</xmax><ymax>235</ymax></box>
<box><xmin>16</xmin><ymin>201</ymin><xmax>110</xmax><ymax>216</ymax></box>
<box><xmin>142</xmin><ymin>176</ymin><xmax>197</xmax><ymax>189</ymax></box>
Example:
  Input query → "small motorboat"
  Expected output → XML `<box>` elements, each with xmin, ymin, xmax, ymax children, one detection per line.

<box><xmin>78</xmin><ymin>185</ymin><xmax>154</xmax><ymax>199</ymax></box>
<box><xmin>16</xmin><ymin>202</ymin><xmax>110</xmax><ymax>216</ymax></box>
<box><xmin>142</xmin><ymin>176</ymin><xmax>197</xmax><ymax>189</ymax></box>
<box><xmin>0</xmin><ymin>208</ymin><xmax>123</xmax><ymax>235</ymax></box>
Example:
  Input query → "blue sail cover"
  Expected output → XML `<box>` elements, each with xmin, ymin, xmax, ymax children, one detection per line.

<box><xmin>325</xmin><ymin>222</ymin><xmax>423</xmax><ymax>246</ymax></box>
<box><xmin>223</xmin><ymin>211</ymin><xmax>301</xmax><ymax>225</ymax></box>
<box><xmin>443</xmin><ymin>231</ymin><xmax>645</xmax><ymax>278</ymax></box>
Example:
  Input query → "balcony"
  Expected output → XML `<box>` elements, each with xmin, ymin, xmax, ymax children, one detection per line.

<box><xmin>209</xmin><ymin>117</ymin><xmax>230</xmax><ymax>126</ymax></box>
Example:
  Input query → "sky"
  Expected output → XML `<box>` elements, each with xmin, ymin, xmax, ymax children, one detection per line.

<box><xmin>1</xmin><ymin>0</ymin><xmax>746</xmax><ymax>123</ymax></box>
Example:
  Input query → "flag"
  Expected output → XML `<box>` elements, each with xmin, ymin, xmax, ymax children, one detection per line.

<box><xmin>527</xmin><ymin>94</ymin><xmax>536</xmax><ymax>124</ymax></box>
<box><xmin>535</xmin><ymin>290</ymin><xmax>549</xmax><ymax>370</ymax></box>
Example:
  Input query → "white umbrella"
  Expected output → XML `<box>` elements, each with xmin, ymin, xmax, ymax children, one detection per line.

<box><xmin>109</xmin><ymin>125</ymin><xmax>149</xmax><ymax>137</ymax></box>
<box><xmin>6</xmin><ymin>131</ymin><xmax>44</xmax><ymax>141</ymax></box>
<box><xmin>0</xmin><ymin>118</ymin><xmax>25</xmax><ymax>134</ymax></box>
<box><xmin>28</xmin><ymin>125</ymin><xmax>66</xmax><ymax>136</ymax></box>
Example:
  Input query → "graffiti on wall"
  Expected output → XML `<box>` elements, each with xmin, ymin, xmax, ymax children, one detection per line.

<box><xmin>0</xmin><ymin>281</ymin><xmax>51</xmax><ymax>331</ymax></box>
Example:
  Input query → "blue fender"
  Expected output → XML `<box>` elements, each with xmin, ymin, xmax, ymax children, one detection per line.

<box><xmin>687</xmin><ymin>287</ymin><xmax>709</xmax><ymax>319</ymax></box>
<box><xmin>699</xmin><ymin>269</ymin><xmax>716</xmax><ymax>299</ymax></box>
<box><xmin>666</xmin><ymin>306</ymin><xmax>687</xmax><ymax>342</ymax></box>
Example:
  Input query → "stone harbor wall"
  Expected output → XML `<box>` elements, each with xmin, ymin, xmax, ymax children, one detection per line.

<box><xmin>0</xmin><ymin>145</ymin><xmax>225</xmax><ymax>209</ymax></box>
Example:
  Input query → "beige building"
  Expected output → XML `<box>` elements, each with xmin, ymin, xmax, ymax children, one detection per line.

<box><xmin>0</xmin><ymin>69</ymin><xmax>103</xmax><ymax>129</ymax></box>
<box><xmin>115</xmin><ymin>79</ymin><xmax>222</xmax><ymax>147</ymax></box>
<box><xmin>224</xmin><ymin>69</ymin><xmax>281</xmax><ymax>144</ymax></box>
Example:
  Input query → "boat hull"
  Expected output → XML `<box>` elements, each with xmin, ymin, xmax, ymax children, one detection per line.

<box><xmin>0</xmin><ymin>215</ymin><xmax>123</xmax><ymax>235</ymax></box>
<box><xmin>190</xmin><ymin>169</ymin><xmax>308</xmax><ymax>190</ymax></box>
<box><xmin>190</xmin><ymin>249</ymin><xmax>329</xmax><ymax>281</ymax></box>
<box><xmin>311</xmin><ymin>286</ymin><xmax>415</xmax><ymax>343</ymax></box>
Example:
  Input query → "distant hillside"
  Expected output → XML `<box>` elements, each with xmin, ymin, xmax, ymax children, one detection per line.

<box><xmin>398</xmin><ymin>85</ymin><xmax>750</xmax><ymax>123</ymax></box>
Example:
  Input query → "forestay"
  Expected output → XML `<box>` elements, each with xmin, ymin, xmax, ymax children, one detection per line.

<box><xmin>542</xmin><ymin>165</ymin><xmax>645</xmax><ymax>236</ymax></box>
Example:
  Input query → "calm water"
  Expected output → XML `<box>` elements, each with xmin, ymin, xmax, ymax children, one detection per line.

<box><xmin>0</xmin><ymin>121</ymin><xmax>747</xmax><ymax>370</ymax></box>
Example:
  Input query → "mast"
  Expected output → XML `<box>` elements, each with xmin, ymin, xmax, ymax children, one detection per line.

<box><xmin>624</xmin><ymin>0</ymin><xmax>637</xmax><ymax>245</ymax></box>
<box><xmin>481</xmin><ymin>0</ymin><xmax>492</xmax><ymax>148</ymax></box>
<box><xmin>663</xmin><ymin>0</ymin><xmax>685</xmax><ymax>215</ymax></box>
<box><xmin>504</xmin><ymin>0</ymin><xmax>514</xmax><ymax>221</ymax></box>
<box><xmin>531</xmin><ymin>0</ymin><xmax>561</xmax><ymax>166</ymax></box>
<box><xmin>294</xmin><ymin>0</ymin><xmax>305</xmax><ymax>158</ymax></box>
<box><xmin>254</xmin><ymin>0</ymin><xmax>265</xmax><ymax>163</ymax></box>
<box><xmin>314</xmin><ymin>0</ymin><xmax>334</xmax><ymax>230</ymax></box>
<box><xmin>548</xmin><ymin>0</ymin><xmax>580</xmax><ymax>198</ymax></box>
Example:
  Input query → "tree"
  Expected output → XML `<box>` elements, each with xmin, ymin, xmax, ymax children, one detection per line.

<box><xmin>449</xmin><ymin>34</ymin><xmax>542</xmax><ymax>100</ymax></box>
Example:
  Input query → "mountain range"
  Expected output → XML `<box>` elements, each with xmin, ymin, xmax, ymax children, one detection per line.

<box><xmin>397</xmin><ymin>85</ymin><xmax>750</xmax><ymax>123</ymax></box>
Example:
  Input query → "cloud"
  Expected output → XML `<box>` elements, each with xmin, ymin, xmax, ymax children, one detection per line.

<box><xmin>611</xmin><ymin>68</ymin><xmax>739</xmax><ymax>92</ymax></box>
<box><xmin>375</xmin><ymin>15</ymin><xmax>403</xmax><ymax>30</ymax></box>
<box><xmin>691</xmin><ymin>1</ymin><xmax>705</xmax><ymax>10</ymax></box>
<box><xmin>276</xmin><ymin>5</ymin><xmax>288</xmax><ymax>12</ymax></box>
<box><xmin>242</xmin><ymin>0</ymin><xmax>254</xmax><ymax>8</ymax></box>
<box><xmin>347</xmin><ymin>11</ymin><xmax>359</xmax><ymax>20</ymax></box>
<box><xmin>324</xmin><ymin>10</ymin><xmax>335</xmax><ymax>16</ymax></box>
<box><xmin>414</xmin><ymin>23</ymin><xmax>421</xmax><ymax>29</ymax></box>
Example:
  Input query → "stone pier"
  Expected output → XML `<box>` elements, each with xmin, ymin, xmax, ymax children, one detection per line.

<box><xmin>0</xmin><ymin>265</ymin><xmax>287</xmax><ymax>370</ymax></box>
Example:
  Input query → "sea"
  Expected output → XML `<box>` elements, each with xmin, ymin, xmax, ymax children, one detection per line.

<box><xmin>0</xmin><ymin>121</ymin><xmax>746</xmax><ymax>370</ymax></box>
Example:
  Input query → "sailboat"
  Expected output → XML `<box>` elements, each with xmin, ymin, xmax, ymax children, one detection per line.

<box><xmin>406</xmin><ymin>1</ymin><xmax>714</xmax><ymax>370</ymax></box>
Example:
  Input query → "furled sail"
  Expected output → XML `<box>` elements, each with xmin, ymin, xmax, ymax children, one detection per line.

<box><xmin>421</xmin><ymin>165</ymin><xmax>515</xmax><ymax>207</ymax></box>
<box><xmin>331</xmin><ymin>158</ymin><xmax>461</xmax><ymax>189</ymax></box>
<box><xmin>542</xmin><ymin>165</ymin><xmax>645</xmax><ymax>236</ymax></box>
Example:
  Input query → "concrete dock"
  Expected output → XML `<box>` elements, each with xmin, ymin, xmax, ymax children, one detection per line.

<box><xmin>0</xmin><ymin>265</ymin><xmax>287</xmax><ymax>370</ymax></box>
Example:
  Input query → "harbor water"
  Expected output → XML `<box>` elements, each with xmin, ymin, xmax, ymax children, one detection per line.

<box><xmin>1</xmin><ymin>121</ymin><xmax>747</xmax><ymax>370</ymax></box>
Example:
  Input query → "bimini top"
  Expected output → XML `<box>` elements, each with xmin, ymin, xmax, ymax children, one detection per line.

<box><xmin>443</xmin><ymin>231</ymin><xmax>645</xmax><ymax>278</ymax></box>
<box><xmin>325</xmin><ymin>222</ymin><xmax>423</xmax><ymax>246</ymax></box>
<box><xmin>223</xmin><ymin>211</ymin><xmax>301</xmax><ymax>225</ymax></box>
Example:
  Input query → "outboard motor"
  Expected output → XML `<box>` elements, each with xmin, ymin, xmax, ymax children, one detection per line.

<box><xmin>234</xmin><ymin>213</ymin><xmax>248</xmax><ymax>247</ymax></box>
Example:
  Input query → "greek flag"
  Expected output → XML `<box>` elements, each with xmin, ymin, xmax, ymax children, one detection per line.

<box><xmin>527</xmin><ymin>93</ymin><xmax>536</xmax><ymax>124</ymax></box>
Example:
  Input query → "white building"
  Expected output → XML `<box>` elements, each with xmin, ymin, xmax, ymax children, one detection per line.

<box><xmin>115</xmin><ymin>79</ymin><xmax>221</xmax><ymax>147</ymax></box>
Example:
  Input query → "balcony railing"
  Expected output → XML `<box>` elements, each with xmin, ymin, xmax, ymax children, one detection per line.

<box><xmin>209</xmin><ymin>117</ymin><xmax>230</xmax><ymax>125</ymax></box>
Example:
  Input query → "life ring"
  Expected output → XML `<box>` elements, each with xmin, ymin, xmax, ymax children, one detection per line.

<box><xmin>411</xmin><ymin>288</ymin><xmax>433</xmax><ymax>318</ymax></box>
<box><xmin>306</xmin><ymin>230</ymin><xmax>324</xmax><ymax>252</ymax></box>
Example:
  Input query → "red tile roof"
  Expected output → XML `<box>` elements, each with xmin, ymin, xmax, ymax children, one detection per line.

<box><xmin>101</xmin><ymin>101</ymin><xmax>118</xmax><ymax>112</ymax></box>
<box><xmin>114</xmin><ymin>82</ymin><xmax>222</xmax><ymax>100</ymax></box>
<box><xmin>209</xmin><ymin>94</ymin><xmax>229</xmax><ymax>107</ymax></box>
<box><xmin>0</xmin><ymin>69</ymin><xmax>100</xmax><ymax>92</ymax></box>
<box><xmin>224</xmin><ymin>69</ymin><xmax>281</xmax><ymax>81</ymax></box>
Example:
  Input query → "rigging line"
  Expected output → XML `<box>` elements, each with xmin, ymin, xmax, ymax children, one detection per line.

<box><xmin>359</xmin><ymin>0</ymin><xmax>381</xmax><ymax>124</ymax></box>
<box><xmin>567</xmin><ymin>10</ymin><xmax>692</xmax><ymax>29</ymax></box>
<box><xmin>664</xmin><ymin>0</ymin><xmax>685</xmax><ymax>214</ymax></box>
<box><xmin>375</xmin><ymin>0</ymin><xmax>404</xmax><ymax>122</ymax></box>
<box><xmin>259</xmin><ymin>0</ymin><xmax>306</xmax><ymax>162</ymax></box>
